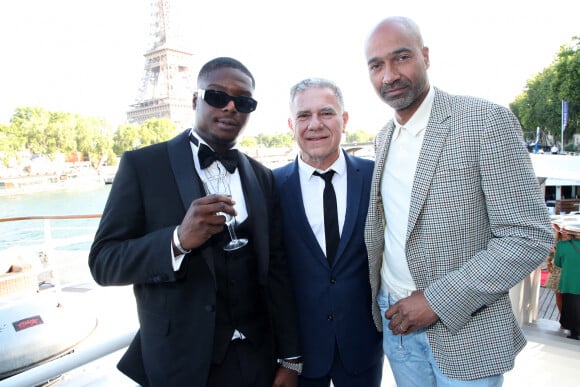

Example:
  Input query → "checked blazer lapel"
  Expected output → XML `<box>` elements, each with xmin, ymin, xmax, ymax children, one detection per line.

<box><xmin>367</xmin><ymin>120</ymin><xmax>396</xmax><ymax>243</ymax></box>
<box><xmin>406</xmin><ymin>88</ymin><xmax>452</xmax><ymax>241</ymax></box>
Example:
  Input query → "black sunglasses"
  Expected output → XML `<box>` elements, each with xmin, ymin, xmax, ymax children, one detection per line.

<box><xmin>198</xmin><ymin>89</ymin><xmax>258</xmax><ymax>113</ymax></box>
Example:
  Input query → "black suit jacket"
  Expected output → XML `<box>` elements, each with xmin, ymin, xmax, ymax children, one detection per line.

<box><xmin>89</xmin><ymin>130</ymin><xmax>301</xmax><ymax>386</ymax></box>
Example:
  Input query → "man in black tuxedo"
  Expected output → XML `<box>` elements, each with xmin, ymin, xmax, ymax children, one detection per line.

<box><xmin>89</xmin><ymin>57</ymin><xmax>302</xmax><ymax>387</ymax></box>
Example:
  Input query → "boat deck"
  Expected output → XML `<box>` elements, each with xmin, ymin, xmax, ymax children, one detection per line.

<box><xmin>537</xmin><ymin>284</ymin><xmax>561</xmax><ymax>321</ymax></box>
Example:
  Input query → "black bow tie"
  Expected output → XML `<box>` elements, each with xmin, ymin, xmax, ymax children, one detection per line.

<box><xmin>190</xmin><ymin>133</ymin><xmax>238</xmax><ymax>173</ymax></box>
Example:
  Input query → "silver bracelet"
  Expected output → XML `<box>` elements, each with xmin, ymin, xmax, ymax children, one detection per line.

<box><xmin>173</xmin><ymin>226</ymin><xmax>191</xmax><ymax>254</ymax></box>
<box><xmin>277</xmin><ymin>359</ymin><xmax>303</xmax><ymax>375</ymax></box>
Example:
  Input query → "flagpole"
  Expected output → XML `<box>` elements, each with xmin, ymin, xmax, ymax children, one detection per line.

<box><xmin>561</xmin><ymin>100</ymin><xmax>568</xmax><ymax>154</ymax></box>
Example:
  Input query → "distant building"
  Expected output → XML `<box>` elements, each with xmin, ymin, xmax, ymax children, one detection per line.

<box><xmin>126</xmin><ymin>0</ymin><xmax>195</xmax><ymax>130</ymax></box>
<box><xmin>531</xmin><ymin>153</ymin><xmax>580</xmax><ymax>204</ymax></box>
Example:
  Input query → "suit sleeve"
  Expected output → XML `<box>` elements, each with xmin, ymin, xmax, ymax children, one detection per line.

<box><xmin>89</xmin><ymin>150</ymin><xmax>178</xmax><ymax>286</ymax></box>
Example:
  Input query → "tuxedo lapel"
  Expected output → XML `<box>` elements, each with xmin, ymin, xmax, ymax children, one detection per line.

<box><xmin>168</xmin><ymin>130</ymin><xmax>204</xmax><ymax>209</ymax></box>
<box><xmin>237</xmin><ymin>154</ymin><xmax>270</xmax><ymax>283</ymax></box>
<box><xmin>168</xmin><ymin>130</ymin><xmax>216</xmax><ymax>283</ymax></box>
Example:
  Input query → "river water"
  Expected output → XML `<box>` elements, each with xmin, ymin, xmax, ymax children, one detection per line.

<box><xmin>0</xmin><ymin>185</ymin><xmax>111</xmax><ymax>251</ymax></box>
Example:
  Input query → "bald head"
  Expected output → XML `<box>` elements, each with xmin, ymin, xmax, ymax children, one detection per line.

<box><xmin>365</xmin><ymin>16</ymin><xmax>424</xmax><ymax>56</ymax></box>
<box><xmin>364</xmin><ymin>16</ymin><xmax>430</xmax><ymax>124</ymax></box>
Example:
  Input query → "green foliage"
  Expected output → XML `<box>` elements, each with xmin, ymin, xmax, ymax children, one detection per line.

<box><xmin>237</xmin><ymin>129</ymin><xmax>375</xmax><ymax>149</ymax></box>
<box><xmin>238</xmin><ymin>136</ymin><xmax>258</xmax><ymax>148</ymax></box>
<box><xmin>511</xmin><ymin>37</ymin><xmax>579</xmax><ymax>145</ymax></box>
<box><xmin>112</xmin><ymin>118</ymin><xmax>176</xmax><ymax>155</ymax></box>
<box><xmin>1</xmin><ymin>109</ymin><xmax>177</xmax><ymax>170</ymax></box>
<box><xmin>346</xmin><ymin>130</ymin><xmax>375</xmax><ymax>143</ymax></box>
<box><xmin>254</xmin><ymin>133</ymin><xmax>294</xmax><ymax>148</ymax></box>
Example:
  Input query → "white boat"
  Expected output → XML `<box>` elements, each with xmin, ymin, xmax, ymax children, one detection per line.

<box><xmin>0</xmin><ymin>290</ymin><xmax>97</xmax><ymax>379</ymax></box>
<box><xmin>0</xmin><ymin>215</ymin><xmax>137</xmax><ymax>386</ymax></box>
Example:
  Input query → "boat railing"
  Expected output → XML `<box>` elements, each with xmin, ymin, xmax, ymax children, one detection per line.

<box><xmin>0</xmin><ymin>214</ymin><xmax>138</xmax><ymax>386</ymax></box>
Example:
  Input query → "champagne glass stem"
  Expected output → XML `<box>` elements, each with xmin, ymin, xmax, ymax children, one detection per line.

<box><xmin>227</xmin><ymin>222</ymin><xmax>239</xmax><ymax>242</ymax></box>
<box><xmin>204</xmin><ymin>172</ymin><xmax>248</xmax><ymax>251</ymax></box>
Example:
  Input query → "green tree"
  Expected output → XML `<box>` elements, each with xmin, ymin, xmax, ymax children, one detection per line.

<box><xmin>346</xmin><ymin>129</ymin><xmax>375</xmax><ymax>143</ymax></box>
<box><xmin>3</xmin><ymin>106</ymin><xmax>117</xmax><ymax>167</ymax></box>
<box><xmin>112</xmin><ymin>118</ymin><xmax>176</xmax><ymax>155</ymax></box>
<box><xmin>510</xmin><ymin>37</ymin><xmax>579</xmax><ymax>148</ymax></box>
<box><xmin>552</xmin><ymin>37</ymin><xmax>580</xmax><ymax>143</ymax></box>
<box><xmin>239</xmin><ymin>136</ymin><xmax>258</xmax><ymax>148</ymax></box>
<box><xmin>75</xmin><ymin>117</ymin><xmax>113</xmax><ymax>166</ymax></box>
<box><xmin>113</xmin><ymin>123</ymin><xmax>142</xmax><ymax>155</ymax></box>
<box><xmin>11</xmin><ymin>107</ymin><xmax>52</xmax><ymax>155</ymax></box>
<box><xmin>254</xmin><ymin>133</ymin><xmax>293</xmax><ymax>148</ymax></box>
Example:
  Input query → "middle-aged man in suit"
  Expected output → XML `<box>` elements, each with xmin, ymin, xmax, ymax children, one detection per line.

<box><xmin>363</xmin><ymin>17</ymin><xmax>554</xmax><ymax>386</ymax></box>
<box><xmin>273</xmin><ymin>78</ymin><xmax>383</xmax><ymax>387</ymax></box>
<box><xmin>89</xmin><ymin>57</ymin><xmax>302</xmax><ymax>387</ymax></box>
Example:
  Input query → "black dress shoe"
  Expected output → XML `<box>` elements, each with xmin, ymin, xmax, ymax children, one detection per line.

<box><xmin>566</xmin><ymin>335</ymin><xmax>579</xmax><ymax>340</ymax></box>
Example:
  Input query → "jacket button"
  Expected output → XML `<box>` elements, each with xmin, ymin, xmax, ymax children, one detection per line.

<box><xmin>205</xmin><ymin>305</ymin><xmax>215</xmax><ymax>312</ymax></box>
<box><xmin>330</xmin><ymin>278</ymin><xmax>336</xmax><ymax>284</ymax></box>
<box><xmin>327</xmin><ymin>314</ymin><xmax>333</xmax><ymax>321</ymax></box>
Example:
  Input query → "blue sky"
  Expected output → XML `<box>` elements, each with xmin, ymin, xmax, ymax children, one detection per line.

<box><xmin>1</xmin><ymin>0</ymin><xmax>578</xmax><ymax>135</ymax></box>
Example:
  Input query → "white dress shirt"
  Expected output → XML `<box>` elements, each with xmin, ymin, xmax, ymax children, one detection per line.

<box><xmin>172</xmin><ymin>130</ymin><xmax>248</xmax><ymax>270</ymax></box>
<box><xmin>380</xmin><ymin>87</ymin><xmax>435</xmax><ymax>300</ymax></box>
<box><xmin>297</xmin><ymin>150</ymin><xmax>347</xmax><ymax>256</ymax></box>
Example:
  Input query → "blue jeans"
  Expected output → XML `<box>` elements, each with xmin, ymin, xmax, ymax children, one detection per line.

<box><xmin>377</xmin><ymin>288</ymin><xmax>503</xmax><ymax>387</ymax></box>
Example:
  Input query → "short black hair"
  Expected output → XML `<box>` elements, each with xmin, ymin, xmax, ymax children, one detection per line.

<box><xmin>197</xmin><ymin>57</ymin><xmax>255</xmax><ymax>88</ymax></box>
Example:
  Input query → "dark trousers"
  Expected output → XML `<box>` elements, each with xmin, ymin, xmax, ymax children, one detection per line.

<box><xmin>206</xmin><ymin>339</ymin><xmax>273</xmax><ymax>387</ymax></box>
<box><xmin>561</xmin><ymin>292</ymin><xmax>580</xmax><ymax>336</ymax></box>
<box><xmin>298</xmin><ymin>341</ymin><xmax>383</xmax><ymax>387</ymax></box>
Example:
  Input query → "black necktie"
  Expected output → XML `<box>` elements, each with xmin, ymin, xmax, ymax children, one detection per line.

<box><xmin>190</xmin><ymin>133</ymin><xmax>238</xmax><ymax>173</ymax></box>
<box><xmin>313</xmin><ymin>170</ymin><xmax>339</xmax><ymax>266</ymax></box>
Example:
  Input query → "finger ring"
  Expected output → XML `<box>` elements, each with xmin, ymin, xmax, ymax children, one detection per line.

<box><xmin>399</xmin><ymin>324</ymin><xmax>407</xmax><ymax>332</ymax></box>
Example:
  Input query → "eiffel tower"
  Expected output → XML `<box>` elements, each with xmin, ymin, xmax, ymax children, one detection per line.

<box><xmin>127</xmin><ymin>0</ymin><xmax>195</xmax><ymax>129</ymax></box>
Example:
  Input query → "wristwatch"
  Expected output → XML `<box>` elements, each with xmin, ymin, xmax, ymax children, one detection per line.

<box><xmin>278</xmin><ymin>359</ymin><xmax>303</xmax><ymax>375</ymax></box>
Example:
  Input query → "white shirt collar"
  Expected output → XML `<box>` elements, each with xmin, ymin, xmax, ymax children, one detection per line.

<box><xmin>189</xmin><ymin>129</ymin><xmax>238</xmax><ymax>151</ymax></box>
<box><xmin>297</xmin><ymin>149</ymin><xmax>346</xmax><ymax>181</ymax></box>
<box><xmin>393</xmin><ymin>86</ymin><xmax>435</xmax><ymax>139</ymax></box>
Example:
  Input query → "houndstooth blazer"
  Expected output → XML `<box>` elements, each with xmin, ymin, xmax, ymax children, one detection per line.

<box><xmin>364</xmin><ymin>87</ymin><xmax>554</xmax><ymax>380</ymax></box>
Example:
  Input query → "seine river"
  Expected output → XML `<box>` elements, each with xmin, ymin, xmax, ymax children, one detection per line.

<box><xmin>0</xmin><ymin>185</ymin><xmax>112</xmax><ymax>251</ymax></box>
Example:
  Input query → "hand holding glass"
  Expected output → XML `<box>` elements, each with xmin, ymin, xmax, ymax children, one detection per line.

<box><xmin>203</xmin><ymin>174</ymin><xmax>248</xmax><ymax>251</ymax></box>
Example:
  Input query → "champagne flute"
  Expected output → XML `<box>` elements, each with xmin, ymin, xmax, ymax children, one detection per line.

<box><xmin>203</xmin><ymin>173</ymin><xmax>249</xmax><ymax>251</ymax></box>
